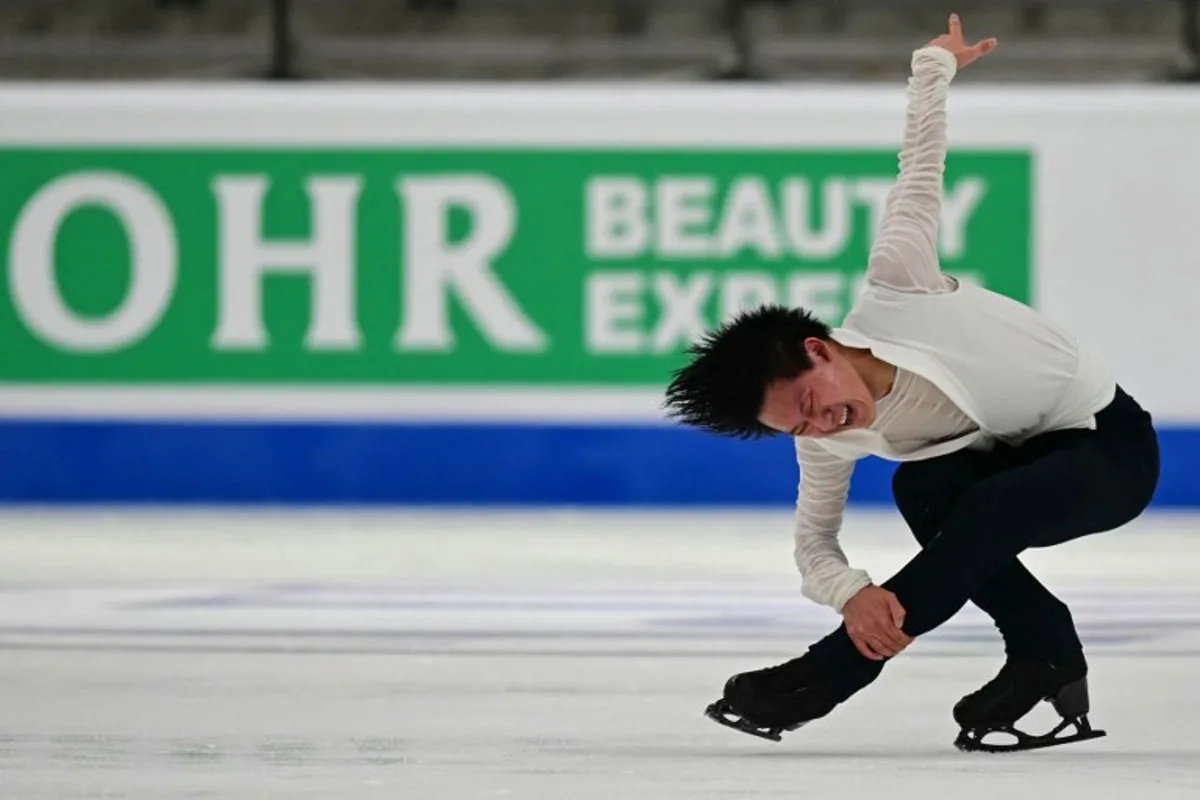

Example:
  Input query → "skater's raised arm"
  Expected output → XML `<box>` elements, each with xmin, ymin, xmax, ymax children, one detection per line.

<box><xmin>791</xmin><ymin>440</ymin><xmax>871</xmax><ymax>610</ymax></box>
<box><xmin>867</xmin><ymin>16</ymin><xmax>997</xmax><ymax>294</ymax></box>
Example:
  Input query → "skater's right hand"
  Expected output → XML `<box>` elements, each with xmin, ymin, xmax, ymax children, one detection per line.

<box><xmin>842</xmin><ymin>586</ymin><xmax>912</xmax><ymax>661</ymax></box>
<box><xmin>926</xmin><ymin>13</ymin><xmax>998</xmax><ymax>71</ymax></box>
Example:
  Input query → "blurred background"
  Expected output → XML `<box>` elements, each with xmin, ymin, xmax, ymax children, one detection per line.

<box><xmin>1</xmin><ymin>5</ymin><xmax>1200</xmax><ymax>795</ymax></box>
<box><xmin>0</xmin><ymin>0</ymin><xmax>1195</xmax><ymax>82</ymax></box>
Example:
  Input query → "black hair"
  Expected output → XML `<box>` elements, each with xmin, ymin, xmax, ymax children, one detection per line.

<box><xmin>662</xmin><ymin>304</ymin><xmax>832</xmax><ymax>439</ymax></box>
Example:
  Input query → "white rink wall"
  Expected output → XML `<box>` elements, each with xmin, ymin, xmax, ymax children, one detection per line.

<box><xmin>0</xmin><ymin>84</ymin><xmax>1199</xmax><ymax>508</ymax></box>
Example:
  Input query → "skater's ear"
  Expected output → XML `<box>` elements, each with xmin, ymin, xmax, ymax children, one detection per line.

<box><xmin>804</xmin><ymin>337</ymin><xmax>834</xmax><ymax>364</ymax></box>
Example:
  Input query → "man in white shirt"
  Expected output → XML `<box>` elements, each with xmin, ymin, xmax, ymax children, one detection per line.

<box><xmin>663</xmin><ymin>16</ymin><xmax>1160</xmax><ymax>753</ymax></box>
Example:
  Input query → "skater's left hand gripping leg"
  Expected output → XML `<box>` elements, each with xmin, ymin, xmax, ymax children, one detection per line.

<box><xmin>841</xmin><ymin>585</ymin><xmax>912</xmax><ymax>660</ymax></box>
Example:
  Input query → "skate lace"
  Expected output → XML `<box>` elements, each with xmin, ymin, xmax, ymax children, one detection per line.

<box><xmin>756</xmin><ymin>658</ymin><xmax>818</xmax><ymax>695</ymax></box>
<box><xmin>968</xmin><ymin>660</ymin><xmax>1039</xmax><ymax>701</ymax></box>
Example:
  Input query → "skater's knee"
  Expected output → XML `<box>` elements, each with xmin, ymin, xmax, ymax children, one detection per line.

<box><xmin>892</xmin><ymin>461</ymin><xmax>953</xmax><ymax>545</ymax></box>
<box><xmin>892</xmin><ymin>462</ymin><xmax>925</xmax><ymax>503</ymax></box>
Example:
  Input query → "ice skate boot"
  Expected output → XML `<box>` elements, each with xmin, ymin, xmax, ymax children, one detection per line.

<box><xmin>704</xmin><ymin>656</ymin><xmax>839</xmax><ymax>742</ymax></box>
<box><xmin>952</xmin><ymin>658</ymin><xmax>1106</xmax><ymax>752</ymax></box>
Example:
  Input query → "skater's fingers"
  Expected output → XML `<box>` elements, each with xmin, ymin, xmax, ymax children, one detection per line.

<box><xmin>866</xmin><ymin>636</ymin><xmax>896</xmax><ymax>659</ymax></box>
<box><xmin>849</xmin><ymin>631</ymin><xmax>884</xmax><ymax>661</ymax></box>
<box><xmin>866</xmin><ymin>607</ymin><xmax>909</xmax><ymax>649</ymax></box>
<box><xmin>859</xmin><ymin>618</ymin><xmax>902</xmax><ymax>657</ymax></box>
<box><xmin>843</xmin><ymin>588</ymin><xmax>909</xmax><ymax>660</ymax></box>
<box><xmin>974</xmin><ymin>38</ymin><xmax>998</xmax><ymax>56</ymax></box>
<box><xmin>876</xmin><ymin>624</ymin><xmax>909</xmax><ymax>653</ymax></box>
<box><xmin>886</xmin><ymin>594</ymin><xmax>907</xmax><ymax>630</ymax></box>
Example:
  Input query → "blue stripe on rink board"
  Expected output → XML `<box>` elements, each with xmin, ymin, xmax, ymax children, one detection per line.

<box><xmin>0</xmin><ymin>420</ymin><xmax>1198</xmax><ymax>507</ymax></box>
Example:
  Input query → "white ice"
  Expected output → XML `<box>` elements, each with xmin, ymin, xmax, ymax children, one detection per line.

<box><xmin>0</xmin><ymin>508</ymin><xmax>1197</xmax><ymax>799</ymax></box>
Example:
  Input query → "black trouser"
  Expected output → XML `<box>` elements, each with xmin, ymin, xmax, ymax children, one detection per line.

<box><xmin>806</xmin><ymin>385</ymin><xmax>1160</xmax><ymax>702</ymax></box>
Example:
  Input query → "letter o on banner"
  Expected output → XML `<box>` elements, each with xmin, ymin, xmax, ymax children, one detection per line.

<box><xmin>9</xmin><ymin>171</ymin><xmax>177</xmax><ymax>352</ymax></box>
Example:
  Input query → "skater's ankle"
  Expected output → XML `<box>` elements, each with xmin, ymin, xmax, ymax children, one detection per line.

<box><xmin>1004</xmin><ymin>649</ymin><xmax>1087</xmax><ymax>681</ymax></box>
<box><xmin>1053</xmin><ymin>649</ymin><xmax>1088</xmax><ymax>681</ymax></box>
<box><xmin>805</xmin><ymin>631</ymin><xmax>887</xmax><ymax>701</ymax></box>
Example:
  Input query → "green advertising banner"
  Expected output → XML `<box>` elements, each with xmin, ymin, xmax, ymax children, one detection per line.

<box><xmin>0</xmin><ymin>148</ymin><xmax>1030</xmax><ymax>385</ymax></box>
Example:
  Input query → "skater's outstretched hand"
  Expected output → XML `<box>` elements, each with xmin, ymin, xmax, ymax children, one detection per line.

<box><xmin>927</xmin><ymin>13</ymin><xmax>997</xmax><ymax>71</ymax></box>
<box><xmin>842</xmin><ymin>586</ymin><xmax>912</xmax><ymax>661</ymax></box>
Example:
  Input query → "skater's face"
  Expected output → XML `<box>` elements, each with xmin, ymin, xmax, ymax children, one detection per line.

<box><xmin>758</xmin><ymin>338</ymin><xmax>876</xmax><ymax>438</ymax></box>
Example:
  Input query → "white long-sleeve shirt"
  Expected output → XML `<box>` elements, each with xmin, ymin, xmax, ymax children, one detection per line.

<box><xmin>791</xmin><ymin>46</ymin><xmax>1115</xmax><ymax>611</ymax></box>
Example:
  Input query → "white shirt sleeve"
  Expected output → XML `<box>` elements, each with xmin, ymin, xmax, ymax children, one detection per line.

<box><xmin>866</xmin><ymin>46</ymin><xmax>959</xmax><ymax>295</ymax></box>
<box><xmin>792</xmin><ymin>438</ymin><xmax>873</xmax><ymax>611</ymax></box>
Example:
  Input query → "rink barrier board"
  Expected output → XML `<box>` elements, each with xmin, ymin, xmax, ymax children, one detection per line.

<box><xmin>0</xmin><ymin>420</ymin><xmax>1197</xmax><ymax>507</ymax></box>
<box><xmin>3</xmin><ymin>86</ymin><xmax>1200</xmax><ymax>506</ymax></box>
<box><xmin>0</xmin><ymin>85</ymin><xmax>1199</xmax><ymax>424</ymax></box>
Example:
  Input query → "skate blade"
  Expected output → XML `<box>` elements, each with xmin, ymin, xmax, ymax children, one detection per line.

<box><xmin>955</xmin><ymin>716</ymin><xmax>1107</xmax><ymax>753</ymax></box>
<box><xmin>704</xmin><ymin>699</ymin><xmax>787</xmax><ymax>742</ymax></box>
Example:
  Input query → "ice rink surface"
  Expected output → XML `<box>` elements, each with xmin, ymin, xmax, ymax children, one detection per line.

<box><xmin>0</xmin><ymin>507</ymin><xmax>1197</xmax><ymax>800</ymax></box>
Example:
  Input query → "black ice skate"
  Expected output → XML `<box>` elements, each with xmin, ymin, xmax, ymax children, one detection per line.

<box><xmin>952</xmin><ymin>659</ymin><xmax>1106</xmax><ymax>753</ymax></box>
<box><xmin>704</xmin><ymin>656</ymin><xmax>839</xmax><ymax>742</ymax></box>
